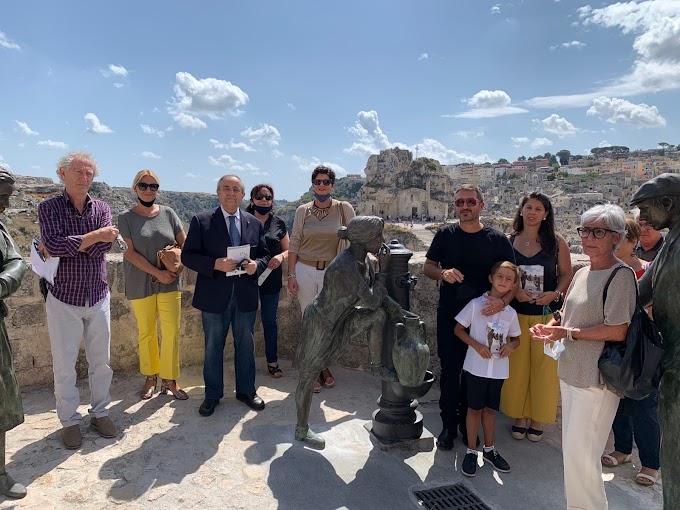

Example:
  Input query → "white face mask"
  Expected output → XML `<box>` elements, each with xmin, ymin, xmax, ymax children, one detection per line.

<box><xmin>544</xmin><ymin>340</ymin><xmax>565</xmax><ymax>360</ymax></box>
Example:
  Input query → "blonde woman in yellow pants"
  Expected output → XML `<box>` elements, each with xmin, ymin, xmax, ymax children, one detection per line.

<box><xmin>119</xmin><ymin>169</ymin><xmax>187</xmax><ymax>400</ymax></box>
<box><xmin>501</xmin><ymin>192</ymin><xmax>572</xmax><ymax>441</ymax></box>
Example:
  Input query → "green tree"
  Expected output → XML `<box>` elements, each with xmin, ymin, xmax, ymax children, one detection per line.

<box><xmin>556</xmin><ymin>149</ymin><xmax>571</xmax><ymax>166</ymax></box>
<box><xmin>517</xmin><ymin>156</ymin><xmax>526</xmax><ymax>161</ymax></box>
<box><xmin>497</xmin><ymin>158</ymin><xmax>509</xmax><ymax>164</ymax></box>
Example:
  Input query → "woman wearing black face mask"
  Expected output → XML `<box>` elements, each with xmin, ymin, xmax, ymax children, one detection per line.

<box><xmin>118</xmin><ymin>170</ymin><xmax>188</xmax><ymax>401</ymax></box>
<box><xmin>246</xmin><ymin>184</ymin><xmax>289</xmax><ymax>378</ymax></box>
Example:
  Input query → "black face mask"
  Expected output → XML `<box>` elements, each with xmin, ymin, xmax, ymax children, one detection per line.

<box><xmin>253</xmin><ymin>204</ymin><xmax>273</xmax><ymax>215</ymax></box>
<box><xmin>138</xmin><ymin>197</ymin><xmax>156</xmax><ymax>208</ymax></box>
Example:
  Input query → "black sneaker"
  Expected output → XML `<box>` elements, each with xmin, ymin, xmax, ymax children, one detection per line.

<box><xmin>462</xmin><ymin>452</ymin><xmax>478</xmax><ymax>477</ymax></box>
<box><xmin>437</xmin><ymin>428</ymin><xmax>454</xmax><ymax>450</ymax></box>
<box><xmin>483</xmin><ymin>448</ymin><xmax>511</xmax><ymax>472</ymax></box>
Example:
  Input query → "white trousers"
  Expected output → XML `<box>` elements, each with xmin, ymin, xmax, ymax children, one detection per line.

<box><xmin>295</xmin><ymin>261</ymin><xmax>327</xmax><ymax>314</ymax></box>
<box><xmin>46</xmin><ymin>292</ymin><xmax>113</xmax><ymax>427</ymax></box>
<box><xmin>560</xmin><ymin>379</ymin><xmax>620</xmax><ymax>510</ymax></box>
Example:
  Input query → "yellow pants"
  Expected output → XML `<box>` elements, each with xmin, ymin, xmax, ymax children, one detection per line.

<box><xmin>130</xmin><ymin>291</ymin><xmax>181</xmax><ymax>380</ymax></box>
<box><xmin>501</xmin><ymin>313</ymin><xmax>559</xmax><ymax>424</ymax></box>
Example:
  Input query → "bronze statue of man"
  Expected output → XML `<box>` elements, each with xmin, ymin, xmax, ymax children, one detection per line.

<box><xmin>294</xmin><ymin>216</ymin><xmax>402</xmax><ymax>449</ymax></box>
<box><xmin>0</xmin><ymin>166</ymin><xmax>28</xmax><ymax>499</ymax></box>
<box><xmin>632</xmin><ymin>173</ymin><xmax>680</xmax><ymax>510</ymax></box>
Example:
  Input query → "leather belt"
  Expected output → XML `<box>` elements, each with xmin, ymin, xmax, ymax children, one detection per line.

<box><xmin>298</xmin><ymin>258</ymin><xmax>332</xmax><ymax>270</ymax></box>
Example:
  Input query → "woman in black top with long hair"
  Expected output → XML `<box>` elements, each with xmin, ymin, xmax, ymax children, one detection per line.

<box><xmin>500</xmin><ymin>192</ymin><xmax>572</xmax><ymax>442</ymax></box>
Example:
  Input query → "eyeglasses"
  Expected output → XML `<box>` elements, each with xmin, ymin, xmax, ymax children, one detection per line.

<box><xmin>254</xmin><ymin>194</ymin><xmax>273</xmax><ymax>201</ymax></box>
<box><xmin>577</xmin><ymin>227</ymin><xmax>617</xmax><ymax>239</ymax></box>
<box><xmin>454</xmin><ymin>198</ymin><xmax>479</xmax><ymax>207</ymax></box>
<box><xmin>312</xmin><ymin>179</ymin><xmax>332</xmax><ymax>186</ymax></box>
<box><xmin>136</xmin><ymin>183</ymin><xmax>159</xmax><ymax>192</ymax></box>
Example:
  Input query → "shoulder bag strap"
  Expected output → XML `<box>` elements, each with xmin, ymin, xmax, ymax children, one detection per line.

<box><xmin>602</xmin><ymin>264</ymin><xmax>638</xmax><ymax>314</ymax></box>
<box><xmin>339</xmin><ymin>201</ymin><xmax>347</xmax><ymax>227</ymax></box>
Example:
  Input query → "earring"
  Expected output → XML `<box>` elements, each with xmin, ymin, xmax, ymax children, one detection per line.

<box><xmin>543</xmin><ymin>217</ymin><xmax>547</xmax><ymax>221</ymax></box>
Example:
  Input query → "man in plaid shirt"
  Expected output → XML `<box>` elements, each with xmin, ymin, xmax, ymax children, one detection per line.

<box><xmin>38</xmin><ymin>151</ymin><xmax>119</xmax><ymax>449</ymax></box>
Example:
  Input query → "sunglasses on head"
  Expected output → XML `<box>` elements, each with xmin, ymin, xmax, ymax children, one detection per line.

<box><xmin>312</xmin><ymin>179</ymin><xmax>332</xmax><ymax>186</ymax></box>
<box><xmin>136</xmin><ymin>182</ymin><xmax>159</xmax><ymax>192</ymax></box>
<box><xmin>454</xmin><ymin>198</ymin><xmax>479</xmax><ymax>207</ymax></box>
<box><xmin>254</xmin><ymin>194</ymin><xmax>273</xmax><ymax>201</ymax></box>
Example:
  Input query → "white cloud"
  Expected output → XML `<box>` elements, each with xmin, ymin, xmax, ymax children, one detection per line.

<box><xmin>586</xmin><ymin>96</ymin><xmax>667</xmax><ymax>128</ymax></box>
<box><xmin>14</xmin><ymin>120</ymin><xmax>38</xmax><ymax>136</ymax></box>
<box><xmin>345</xmin><ymin>110</ymin><xmax>392</xmax><ymax>156</ymax></box>
<box><xmin>171</xmin><ymin>71</ymin><xmax>249</xmax><ymax>120</ymax></box>
<box><xmin>173</xmin><ymin>113</ymin><xmax>207</xmax><ymax>132</ymax></box>
<box><xmin>535</xmin><ymin>114</ymin><xmax>579</xmax><ymax>137</ymax></box>
<box><xmin>37</xmin><ymin>140</ymin><xmax>68</xmax><ymax>149</ymax></box>
<box><xmin>113</xmin><ymin>82</ymin><xmax>124</xmax><ymax>89</ymax></box>
<box><xmin>530</xmin><ymin>137</ymin><xmax>553</xmax><ymax>149</ymax></box>
<box><xmin>208</xmin><ymin>154</ymin><xmax>239</xmax><ymax>168</ymax></box>
<box><xmin>414</xmin><ymin>139</ymin><xmax>490</xmax><ymax>165</ymax></box>
<box><xmin>287</xmin><ymin>102</ymin><xmax>296</xmax><ymax>110</ymax></box>
<box><xmin>599</xmin><ymin>140</ymin><xmax>611</xmax><ymax>148</ymax></box>
<box><xmin>490</xmin><ymin>4</ymin><xmax>501</xmax><ymax>14</ymax></box>
<box><xmin>454</xmin><ymin>130</ymin><xmax>485</xmax><ymax>139</ymax></box>
<box><xmin>84</xmin><ymin>113</ymin><xmax>113</xmax><ymax>134</ymax></box>
<box><xmin>455</xmin><ymin>90</ymin><xmax>528</xmax><ymax>118</ymax></box>
<box><xmin>417</xmin><ymin>53</ymin><xmax>429</xmax><ymax>61</ymax></box>
<box><xmin>0</xmin><ymin>31</ymin><xmax>20</xmax><ymax>51</ymax></box>
<box><xmin>511</xmin><ymin>137</ymin><xmax>530</xmax><ymax>144</ymax></box>
<box><xmin>140</xmin><ymin>124</ymin><xmax>165</xmax><ymax>138</ymax></box>
<box><xmin>550</xmin><ymin>40</ymin><xmax>586</xmax><ymax>50</ymax></box>
<box><xmin>291</xmin><ymin>156</ymin><xmax>348</xmax><ymax>176</ymax></box>
<box><xmin>108</xmin><ymin>64</ymin><xmax>128</xmax><ymax>76</ymax></box>
<box><xmin>209</xmin><ymin>138</ymin><xmax>256</xmax><ymax>152</ymax></box>
<box><xmin>241</xmin><ymin>123</ymin><xmax>281</xmax><ymax>146</ymax></box>
<box><xmin>184</xmin><ymin>172</ymin><xmax>199</xmax><ymax>178</ymax></box>
<box><xmin>141</xmin><ymin>151</ymin><xmax>161</xmax><ymax>159</ymax></box>
<box><xmin>528</xmin><ymin>1</ymin><xmax>680</xmax><ymax>109</ymax></box>
<box><xmin>231</xmin><ymin>162</ymin><xmax>263</xmax><ymax>174</ymax></box>
<box><xmin>272</xmin><ymin>149</ymin><xmax>285</xmax><ymax>158</ymax></box>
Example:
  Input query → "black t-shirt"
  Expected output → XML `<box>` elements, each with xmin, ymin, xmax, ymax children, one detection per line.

<box><xmin>426</xmin><ymin>224</ymin><xmax>515</xmax><ymax>316</ymax></box>
<box><xmin>260</xmin><ymin>214</ymin><xmax>288</xmax><ymax>295</ymax></box>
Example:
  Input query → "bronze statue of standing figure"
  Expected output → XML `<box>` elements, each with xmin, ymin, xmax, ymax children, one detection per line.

<box><xmin>632</xmin><ymin>173</ymin><xmax>680</xmax><ymax>510</ymax></box>
<box><xmin>294</xmin><ymin>216</ymin><xmax>403</xmax><ymax>449</ymax></box>
<box><xmin>0</xmin><ymin>166</ymin><xmax>28</xmax><ymax>499</ymax></box>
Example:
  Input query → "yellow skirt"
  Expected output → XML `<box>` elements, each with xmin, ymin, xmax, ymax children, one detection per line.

<box><xmin>501</xmin><ymin>313</ymin><xmax>559</xmax><ymax>423</ymax></box>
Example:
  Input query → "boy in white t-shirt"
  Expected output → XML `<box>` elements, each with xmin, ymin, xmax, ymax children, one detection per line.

<box><xmin>454</xmin><ymin>261</ymin><xmax>521</xmax><ymax>477</ymax></box>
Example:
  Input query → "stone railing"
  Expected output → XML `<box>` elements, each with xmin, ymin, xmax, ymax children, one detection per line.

<box><xmin>8</xmin><ymin>252</ymin><xmax>589</xmax><ymax>389</ymax></box>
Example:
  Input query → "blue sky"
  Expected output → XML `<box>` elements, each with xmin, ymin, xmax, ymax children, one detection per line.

<box><xmin>1</xmin><ymin>1</ymin><xmax>678</xmax><ymax>199</ymax></box>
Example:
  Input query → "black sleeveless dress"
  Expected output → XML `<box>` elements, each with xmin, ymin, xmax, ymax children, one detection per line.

<box><xmin>510</xmin><ymin>236</ymin><xmax>560</xmax><ymax>316</ymax></box>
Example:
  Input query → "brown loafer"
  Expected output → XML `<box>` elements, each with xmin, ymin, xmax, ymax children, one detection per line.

<box><xmin>90</xmin><ymin>416</ymin><xmax>117</xmax><ymax>438</ymax></box>
<box><xmin>61</xmin><ymin>425</ymin><xmax>82</xmax><ymax>449</ymax></box>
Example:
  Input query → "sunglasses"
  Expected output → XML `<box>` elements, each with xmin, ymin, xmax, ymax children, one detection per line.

<box><xmin>254</xmin><ymin>194</ymin><xmax>273</xmax><ymax>201</ymax></box>
<box><xmin>577</xmin><ymin>227</ymin><xmax>617</xmax><ymax>239</ymax></box>
<box><xmin>312</xmin><ymin>179</ymin><xmax>332</xmax><ymax>186</ymax></box>
<box><xmin>136</xmin><ymin>182</ymin><xmax>159</xmax><ymax>192</ymax></box>
<box><xmin>454</xmin><ymin>198</ymin><xmax>479</xmax><ymax>207</ymax></box>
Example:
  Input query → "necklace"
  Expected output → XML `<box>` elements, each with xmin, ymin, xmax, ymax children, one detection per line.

<box><xmin>311</xmin><ymin>201</ymin><xmax>332</xmax><ymax>220</ymax></box>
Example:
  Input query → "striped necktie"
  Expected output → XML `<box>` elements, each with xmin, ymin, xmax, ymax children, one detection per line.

<box><xmin>228</xmin><ymin>215</ymin><xmax>241</xmax><ymax>246</ymax></box>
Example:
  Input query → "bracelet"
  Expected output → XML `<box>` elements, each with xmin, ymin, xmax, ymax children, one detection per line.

<box><xmin>440</xmin><ymin>269</ymin><xmax>446</xmax><ymax>281</ymax></box>
<box><xmin>566</xmin><ymin>327</ymin><xmax>575</xmax><ymax>342</ymax></box>
<box><xmin>288</xmin><ymin>274</ymin><xmax>296</xmax><ymax>280</ymax></box>
<box><xmin>553</xmin><ymin>290</ymin><xmax>561</xmax><ymax>302</ymax></box>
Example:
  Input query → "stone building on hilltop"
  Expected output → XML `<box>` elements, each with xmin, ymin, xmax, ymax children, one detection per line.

<box><xmin>356</xmin><ymin>148</ymin><xmax>453</xmax><ymax>219</ymax></box>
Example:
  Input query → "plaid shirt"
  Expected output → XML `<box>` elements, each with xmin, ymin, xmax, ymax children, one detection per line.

<box><xmin>38</xmin><ymin>190</ymin><xmax>113</xmax><ymax>306</ymax></box>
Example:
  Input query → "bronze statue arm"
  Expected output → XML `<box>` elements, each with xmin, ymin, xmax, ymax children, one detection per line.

<box><xmin>0</xmin><ymin>227</ymin><xmax>28</xmax><ymax>300</ymax></box>
<box><xmin>638</xmin><ymin>268</ymin><xmax>653</xmax><ymax>308</ymax></box>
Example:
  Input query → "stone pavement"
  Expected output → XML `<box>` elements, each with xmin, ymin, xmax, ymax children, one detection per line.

<box><xmin>1</xmin><ymin>361</ymin><xmax>661</xmax><ymax>509</ymax></box>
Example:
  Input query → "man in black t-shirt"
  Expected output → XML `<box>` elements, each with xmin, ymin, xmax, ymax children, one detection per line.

<box><xmin>424</xmin><ymin>185</ymin><xmax>515</xmax><ymax>449</ymax></box>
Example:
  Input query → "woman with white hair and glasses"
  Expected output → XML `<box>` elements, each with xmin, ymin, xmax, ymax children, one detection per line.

<box><xmin>530</xmin><ymin>204</ymin><xmax>636</xmax><ymax>510</ymax></box>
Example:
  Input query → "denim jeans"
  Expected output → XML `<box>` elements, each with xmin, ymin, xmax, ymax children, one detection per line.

<box><xmin>612</xmin><ymin>390</ymin><xmax>661</xmax><ymax>470</ymax></box>
<box><xmin>259</xmin><ymin>291</ymin><xmax>280</xmax><ymax>364</ymax></box>
<box><xmin>201</xmin><ymin>291</ymin><xmax>257</xmax><ymax>400</ymax></box>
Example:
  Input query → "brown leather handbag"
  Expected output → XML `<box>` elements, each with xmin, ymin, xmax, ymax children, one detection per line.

<box><xmin>156</xmin><ymin>243</ymin><xmax>183</xmax><ymax>275</ymax></box>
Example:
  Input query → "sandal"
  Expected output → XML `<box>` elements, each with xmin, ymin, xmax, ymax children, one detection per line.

<box><xmin>511</xmin><ymin>426</ymin><xmax>527</xmax><ymax>440</ymax></box>
<box><xmin>527</xmin><ymin>427</ymin><xmax>544</xmax><ymax>442</ymax></box>
<box><xmin>601</xmin><ymin>452</ymin><xmax>632</xmax><ymax>467</ymax></box>
<box><xmin>636</xmin><ymin>470</ymin><xmax>659</xmax><ymax>486</ymax></box>
<box><xmin>320</xmin><ymin>368</ymin><xmax>335</xmax><ymax>388</ymax></box>
<box><xmin>314</xmin><ymin>377</ymin><xmax>322</xmax><ymax>393</ymax></box>
<box><xmin>267</xmin><ymin>364</ymin><xmax>283</xmax><ymax>378</ymax></box>
<box><xmin>160</xmin><ymin>379</ymin><xmax>189</xmax><ymax>400</ymax></box>
<box><xmin>140</xmin><ymin>375</ymin><xmax>157</xmax><ymax>400</ymax></box>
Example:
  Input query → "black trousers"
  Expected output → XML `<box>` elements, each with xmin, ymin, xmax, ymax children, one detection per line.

<box><xmin>437</xmin><ymin>308</ymin><xmax>469</xmax><ymax>436</ymax></box>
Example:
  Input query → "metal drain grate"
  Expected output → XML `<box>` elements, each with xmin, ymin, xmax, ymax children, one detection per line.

<box><xmin>414</xmin><ymin>483</ymin><xmax>492</xmax><ymax>510</ymax></box>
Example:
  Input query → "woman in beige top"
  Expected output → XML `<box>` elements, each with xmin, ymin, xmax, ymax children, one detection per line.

<box><xmin>288</xmin><ymin>166</ymin><xmax>355</xmax><ymax>392</ymax></box>
<box><xmin>530</xmin><ymin>204</ymin><xmax>636</xmax><ymax>510</ymax></box>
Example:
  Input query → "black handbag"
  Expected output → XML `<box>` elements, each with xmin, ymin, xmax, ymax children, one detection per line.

<box><xmin>598</xmin><ymin>265</ymin><xmax>664</xmax><ymax>400</ymax></box>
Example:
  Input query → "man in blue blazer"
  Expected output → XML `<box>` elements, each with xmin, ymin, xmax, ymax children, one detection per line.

<box><xmin>182</xmin><ymin>174</ymin><xmax>271</xmax><ymax>416</ymax></box>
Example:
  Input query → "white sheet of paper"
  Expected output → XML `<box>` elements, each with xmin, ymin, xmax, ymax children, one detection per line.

<box><xmin>258</xmin><ymin>267</ymin><xmax>272</xmax><ymax>286</ymax></box>
<box><xmin>226</xmin><ymin>244</ymin><xmax>251</xmax><ymax>277</ymax></box>
<box><xmin>30</xmin><ymin>237</ymin><xmax>60</xmax><ymax>285</ymax></box>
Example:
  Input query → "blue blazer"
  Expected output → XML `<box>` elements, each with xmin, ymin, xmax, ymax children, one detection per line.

<box><xmin>182</xmin><ymin>207</ymin><xmax>270</xmax><ymax>313</ymax></box>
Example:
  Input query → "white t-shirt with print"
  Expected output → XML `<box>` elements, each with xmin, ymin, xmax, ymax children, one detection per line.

<box><xmin>455</xmin><ymin>294</ymin><xmax>522</xmax><ymax>380</ymax></box>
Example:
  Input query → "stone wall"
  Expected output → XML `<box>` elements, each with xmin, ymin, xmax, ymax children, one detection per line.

<box><xmin>7</xmin><ymin>252</ymin><xmax>589</xmax><ymax>389</ymax></box>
